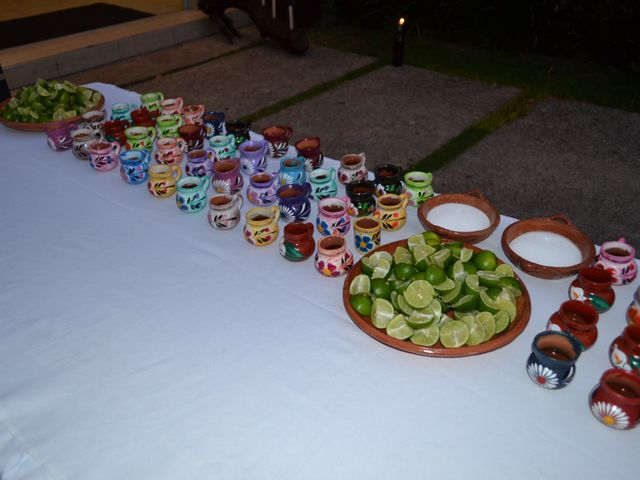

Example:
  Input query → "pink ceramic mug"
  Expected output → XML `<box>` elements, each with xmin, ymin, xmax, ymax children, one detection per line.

<box><xmin>212</xmin><ymin>158</ymin><xmax>244</xmax><ymax>195</ymax></box>
<box><xmin>45</xmin><ymin>121</ymin><xmax>76</xmax><ymax>151</ymax></box>
<box><xmin>155</xmin><ymin>137</ymin><xmax>187</xmax><ymax>165</ymax></box>
<box><xmin>183</xmin><ymin>104</ymin><xmax>205</xmax><ymax>125</ymax></box>
<box><xmin>160</xmin><ymin>97</ymin><xmax>184</xmax><ymax>116</ymax></box>
<box><xmin>89</xmin><ymin>140</ymin><xmax>121</xmax><ymax>171</ymax></box>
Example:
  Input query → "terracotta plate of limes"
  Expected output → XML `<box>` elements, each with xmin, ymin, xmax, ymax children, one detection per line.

<box><xmin>342</xmin><ymin>237</ymin><xmax>531</xmax><ymax>357</ymax></box>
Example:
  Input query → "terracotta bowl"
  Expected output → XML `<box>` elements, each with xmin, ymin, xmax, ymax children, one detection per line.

<box><xmin>343</xmin><ymin>239</ymin><xmax>531</xmax><ymax>357</ymax></box>
<box><xmin>501</xmin><ymin>214</ymin><xmax>595</xmax><ymax>279</ymax></box>
<box><xmin>0</xmin><ymin>88</ymin><xmax>105</xmax><ymax>132</ymax></box>
<box><xmin>417</xmin><ymin>189</ymin><xmax>500</xmax><ymax>244</ymax></box>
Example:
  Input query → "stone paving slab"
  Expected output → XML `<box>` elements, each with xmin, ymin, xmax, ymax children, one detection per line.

<box><xmin>128</xmin><ymin>45</ymin><xmax>376</xmax><ymax>119</ymax></box>
<box><xmin>65</xmin><ymin>26</ymin><xmax>262</xmax><ymax>88</ymax></box>
<box><xmin>435</xmin><ymin>98</ymin><xmax>640</xmax><ymax>248</ymax></box>
<box><xmin>255</xmin><ymin>65</ymin><xmax>520</xmax><ymax>169</ymax></box>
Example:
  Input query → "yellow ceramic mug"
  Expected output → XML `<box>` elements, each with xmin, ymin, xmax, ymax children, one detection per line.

<box><xmin>243</xmin><ymin>206</ymin><xmax>280</xmax><ymax>247</ymax></box>
<box><xmin>353</xmin><ymin>216</ymin><xmax>381</xmax><ymax>254</ymax></box>
<box><xmin>376</xmin><ymin>193</ymin><xmax>409</xmax><ymax>231</ymax></box>
<box><xmin>147</xmin><ymin>164</ymin><xmax>182</xmax><ymax>198</ymax></box>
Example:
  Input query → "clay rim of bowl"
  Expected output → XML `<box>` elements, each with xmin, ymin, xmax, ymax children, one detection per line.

<box><xmin>500</xmin><ymin>214</ymin><xmax>596</xmax><ymax>278</ymax></box>
<box><xmin>417</xmin><ymin>189</ymin><xmax>500</xmax><ymax>243</ymax></box>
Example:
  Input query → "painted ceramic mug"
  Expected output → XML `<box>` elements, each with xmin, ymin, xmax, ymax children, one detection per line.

<box><xmin>316</xmin><ymin>196</ymin><xmax>351</xmax><ymax>237</ymax></box>
<box><xmin>338</xmin><ymin>153</ymin><xmax>367</xmax><ymax>185</ymax></box>
<box><xmin>130</xmin><ymin>107</ymin><xmax>155</xmax><ymax>127</ymax></box>
<box><xmin>203</xmin><ymin>111</ymin><xmax>225</xmax><ymax>139</ymax></box>
<box><xmin>295</xmin><ymin>136</ymin><xmax>323</xmax><ymax>171</ymax></box>
<box><xmin>594</xmin><ymin>238</ymin><xmax>637</xmax><ymax>285</ymax></box>
<box><xmin>183</xmin><ymin>104</ymin><xmax>205</xmax><ymax>125</ymax></box>
<box><xmin>140</xmin><ymin>91</ymin><xmax>164</xmax><ymax>112</ymax></box>
<box><xmin>280</xmin><ymin>222</ymin><xmax>315</xmax><ymax>262</ymax></box>
<box><xmin>178</xmin><ymin>124</ymin><xmax>206</xmax><ymax>152</ymax></box>
<box><xmin>239</xmin><ymin>139</ymin><xmax>269</xmax><ymax>175</ymax></box>
<box><xmin>314</xmin><ymin>235</ymin><xmax>354</xmax><ymax>278</ymax></box>
<box><xmin>278</xmin><ymin>156</ymin><xmax>307</xmax><ymax>185</ymax></box>
<box><xmin>225</xmin><ymin>120</ymin><xmax>251</xmax><ymax>146</ymax></box>
<box><xmin>81</xmin><ymin>110</ymin><xmax>106</xmax><ymax>136</ymax></box>
<box><xmin>175</xmin><ymin>176</ymin><xmax>210</xmax><ymax>213</ymax></box>
<box><xmin>353</xmin><ymin>216</ymin><xmax>381</xmax><ymax>255</ymax></box>
<box><xmin>156</xmin><ymin>114</ymin><xmax>184</xmax><ymax>138</ymax></box>
<box><xmin>155</xmin><ymin>137</ymin><xmax>187</xmax><ymax>165</ymax></box>
<box><xmin>346</xmin><ymin>180</ymin><xmax>377</xmax><ymax>216</ymax></box>
<box><xmin>375</xmin><ymin>193</ymin><xmax>410</xmax><ymax>231</ymax></box>
<box><xmin>589</xmin><ymin>368</ymin><xmax>640</xmax><ymax>430</ymax></box>
<box><xmin>88</xmin><ymin>140</ymin><xmax>121</xmax><ymax>171</ymax></box>
<box><xmin>277</xmin><ymin>183</ymin><xmax>312</xmax><ymax>223</ymax></box>
<box><xmin>609</xmin><ymin>325</ymin><xmax>640</xmax><ymax>374</ymax></box>
<box><xmin>546</xmin><ymin>300</ymin><xmax>599</xmax><ymax>351</ymax></box>
<box><xmin>568</xmin><ymin>266</ymin><xmax>615</xmax><ymax>313</ymax></box>
<box><xmin>209</xmin><ymin>134</ymin><xmax>236</xmax><ymax>161</ymax></box>
<box><xmin>160</xmin><ymin>97</ymin><xmax>184</xmax><ymax>116</ymax></box>
<box><xmin>124</xmin><ymin>126</ymin><xmax>156</xmax><ymax>152</ymax></box>
<box><xmin>119</xmin><ymin>149</ymin><xmax>150</xmax><ymax>184</ymax></box>
<box><xmin>308</xmin><ymin>167</ymin><xmax>337</xmax><ymax>201</ymax></box>
<box><xmin>246</xmin><ymin>172</ymin><xmax>279</xmax><ymax>206</ymax></box>
<box><xmin>212</xmin><ymin>158</ymin><xmax>244</xmax><ymax>195</ymax></box>
<box><xmin>404</xmin><ymin>171</ymin><xmax>434</xmax><ymax>207</ymax></box>
<box><xmin>110</xmin><ymin>102</ymin><xmax>137</xmax><ymax>121</ymax></box>
<box><xmin>71</xmin><ymin>128</ymin><xmax>101</xmax><ymax>161</ymax></box>
<box><xmin>185</xmin><ymin>149</ymin><xmax>215</xmax><ymax>178</ymax></box>
<box><xmin>208</xmin><ymin>194</ymin><xmax>243</xmax><ymax>230</ymax></box>
<box><xmin>243</xmin><ymin>206</ymin><xmax>280</xmax><ymax>247</ymax></box>
<box><xmin>526</xmin><ymin>331</ymin><xmax>582</xmax><ymax>390</ymax></box>
<box><xmin>262</xmin><ymin>125</ymin><xmax>293</xmax><ymax>159</ymax></box>
<box><xmin>147</xmin><ymin>164</ymin><xmax>182</xmax><ymax>198</ymax></box>
<box><xmin>45</xmin><ymin>120</ymin><xmax>75</xmax><ymax>151</ymax></box>
<box><xmin>374</xmin><ymin>163</ymin><xmax>404</xmax><ymax>196</ymax></box>
<box><xmin>103</xmin><ymin>119</ymin><xmax>129</xmax><ymax>144</ymax></box>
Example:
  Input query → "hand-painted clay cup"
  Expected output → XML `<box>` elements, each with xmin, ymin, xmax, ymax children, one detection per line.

<box><xmin>374</xmin><ymin>163</ymin><xmax>404</xmax><ymax>196</ymax></box>
<box><xmin>346</xmin><ymin>180</ymin><xmax>377</xmax><ymax>216</ymax></box>
<box><xmin>160</xmin><ymin>96</ymin><xmax>184</xmax><ymax>116</ymax></box>
<box><xmin>278</xmin><ymin>156</ymin><xmax>307</xmax><ymax>185</ymax></box>
<box><xmin>404</xmin><ymin>171</ymin><xmax>433</xmax><ymax>207</ymax></box>
<box><xmin>243</xmin><ymin>206</ymin><xmax>280</xmax><ymax>247</ymax></box>
<box><xmin>308</xmin><ymin>167</ymin><xmax>337</xmax><ymax>201</ymax></box>
<box><xmin>71</xmin><ymin>128</ymin><xmax>101</xmax><ymax>161</ymax></box>
<box><xmin>280</xmin><ymin>222</ymin><xmax>315</xmax><ymax>262</ymax></box>
<box><xmin>140</xmin><ymin>91</ymin><xmax>164</xmax><ymax>112</ymax></box>
<box><xmin>45</xmin><ymin>120</ymin><xmax>75</xmax><ymax>151</ymax></box>
<box><xmin>185</xmin><ymin>149</ymin><xmax>215</xmax><ymax>178</ymax></box>
<box><xmin>208</xmin><ymin>194</ymin><xmax>243</xmax><ymax>230</ymax></box>
<box><xmin>595</xmin><ymin>238</ymin><xmax>637</xmax><ymax>285</ymax></box>
<box><xmin>203</xmin><ymin>111</ymin><xmax>225</xmax><ymax>139</ymax></box>
<box><xmin>375</xmin><ymin>193</ymin><xmax>410</xmax><ymax>231</ymax></box>
<box><xmin>262</xmin><ymin>125</ymin><xmax>293</xmax><ymax>159</ymax></box>
<box><xmin>353</xmin><ymin>216</ymin><xmax>381</xmax><ymax>255</ymax></box>
<box><xmin>239</xmin><ymin>139</ymin><xmax>269</xmax><ymax>175</ymax></box>
<box><xmin>628</xmin><ymin>287</ymin><xmax>640</xmax><ymax>328</ymax></box>
<box><xmin>124</xmin><ymin>126</ymin><xmax>156</xmax><ymax>152</ymax></box>
<box><xmin>338</xmin><ymin>153</ymin><xmax>367</xmax><ymax>185</ymax></box>
<box><xmin>209</xmin><ymin>134</ymin><xmax>236</xmax><ymax>161</ymax></box>
<box><xmin>295</xmin><ymin>136</ymin><xmax>323</xmax><ymax>171</ymax></box>
<box><xmin>88</xmin><ymin>140</ymin><xmax>120</xmax><ymax>171</ymax></box>
<box><xmin>316</xmin><ymin>196</ymin><xmax>351</xmax><ymax>237</ymax></box>
<box><xmin>212</xmin><ymin>158</ymin><xmax>244</xmax><ymax>195</ymax></box>
<box><xmin>609</xmin><ymin>325</ymin><xmax>640</xmax><ymax>374</ymax></box>
<box><xmin>314</xmin><ymin>235</ymin><xmax>354</xmax><ymax>278</ymax></box>
<box><xmin>569</xmin><ymin>267</ymin><xmax>615</xmax><ymax>313</ymax></box>
<box><xmin>178</xmin><ymin>124</ymin><xmax>206</xmax><ymax>152</ymax></box>
<box><xmin>147</xmin><ymin>164</ymin><xmax>182</xmax><ymax>198</ymax></box>
<box><xmin>119</xmin><ymin>149</ymin><xmax>150</xmax><ymax>184</ymax></box>
<box><xmin>154</xmin><ymin>137</ymin><xmax>186</xmax><ymax>165</ymax></box>
<box><xmin>110</xmin><ymin>102</ymin><xmax>137</xmax><ymax>121</ymax></box>
<box><xmin>546</xmin><ymin>299</ymin><xmax>599</xmax><ymax>351</ymax></box>
<box><xmin>246</xmin><ymin>172</ymin><xmax>279</xmax><ymax>206</ymax></box>
<box><xmin>103</xmin><ymin>119</ymin><xmax>129</xmax><ymax>144</ymax></box>
<box><xmin>277</xmin><ymin>183</ymin><xmax>312</xmax><ymax>223</ymax></box>
<box><xmin>130</xmin><ymin>107</ymin><xmax>155</xmax><ymax>127</ymax></box>
<box><xmin>526</xmin><ymin>331</ymin><xmax>582</xmax><ymax>390</ymax></box>
<box><xmin>589</xmin><ymin>368</ymin><xmax>640</xmax><ymax>430</ymax></box>
<box><xmin>81</xmin><ymin>110</ymin><xmax>106</xmax><ymax>136</ymax></box>
<box><xmin>183</xmin><ymin>104</ymin><xmax>205</xmax><ymax>126</ymax></box>
<box><xmin>226</xmin><ymin>119</ymin><xmax>251</xmax><ymax>146</ymax></box>
<box><xmin>156</xmin><ymin>114</ymin><xmax>184</xmax><ymax>138</ymax></box>
<box><xmin>175</xmin><ymin>176</ymin><xmax>210</xmax><ymax>213</ymax></box>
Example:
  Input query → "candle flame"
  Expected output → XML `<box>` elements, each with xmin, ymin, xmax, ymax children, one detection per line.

<box><xmin>399</xmin><ymin>18</ymin><xmax>405</xmax><ymax>26</ymax></box>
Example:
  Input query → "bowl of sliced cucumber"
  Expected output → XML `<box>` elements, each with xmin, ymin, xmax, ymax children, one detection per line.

<box><xmin>343</xmin><ymin>232</ymin><xmax>531</xmax><ymax>357</ymax></box>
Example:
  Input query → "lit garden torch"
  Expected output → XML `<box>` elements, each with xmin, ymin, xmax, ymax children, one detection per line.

<box><xmin>392</xmin><ymin>17</ymin><xmax>406</xmax><ymax>67</ymax></box>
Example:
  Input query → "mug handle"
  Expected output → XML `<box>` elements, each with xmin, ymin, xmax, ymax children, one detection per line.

<box><xmin>147</xmin><ymin>127</ymin><xmax>157</xmax><ymax>142</ymax></box>
<box><xmin>176</xmin><ymin>97</ymin><xmax>184</xmax><ymax>110</ymax></box>
<box><xmin>177</xmin><ymin>116</ymin><xmax>185</xmax><ymax>127</ymax></box>
<box><xmin>303</xmin><ymin>182</ymin><xmax>312</xmax><ymax>196</ymax></box>
<box><xmin>564</xmin><ymin>364</ymin><xmax>576</xmax><ymax>385</ymax></box>
<box><xmin>201</xmin><ymin>177</ymin><xmax>211</xmax><ymax>191</ymax></box>
<box><xmin>206</xmin><ymin>149</ymin><xmax>215</xmax><ymax>162</ymax></box>
<box><xmin>284</xmin><ymin>126</ymin><xmax>293</xmax><ymax>141</ymax></box>
<box><xmin>329</xmin><ymin>167</ymin><xmax>336</xmax><ymax>181</ymax></box>
<box><xmin>111</xmin><ymin>142</ymin><xmax>121</xmax><ymax>157</ymax></box>
<box><xmin>171</xmin><ymin>165</ymin><xmax>182</xmax><ymax>180</ymax></box>
<box><xmin>176</xmin><ymin>137</ymin><xmax>187</xmax><ymax>152</ymax></box>
<box><xmin>234</xmin><ymin>194</ymin><xmax>244</xmax><ymax>209</ymax></box>
<box><xmin>158</xmin><ymin>92</ymin><xmax>165</xmax><ymax>101</ymax></box>
<box><xmin>227</xmin><ymin>133</ymin><xmax>236</xmax><ymax>145</ymax></box>
<box><xmin>549</xmin><ymin>214</ymin><xmax>573</xmax><ymax>226</ymax></box>
<box><xmin>270</xmin><ymin>205</ymin><xmax>280</xmax><ymax>220</ymax></box>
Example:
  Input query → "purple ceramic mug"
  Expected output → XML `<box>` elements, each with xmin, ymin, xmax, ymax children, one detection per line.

<box><xmin>212</xmin><ymin>158</ymin><xmax>244</xmax><ymax>195</ymax></box>
<box><xmin>45</xmin><ymin>121</ymin><xmax>76</xmax><ymax>151</ymax></box>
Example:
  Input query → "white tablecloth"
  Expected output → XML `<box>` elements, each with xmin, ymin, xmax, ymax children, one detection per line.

<box><xmin>0</xmin><ymin>83</ymin><xmax>637</xmax><ymax>480</ymax></box>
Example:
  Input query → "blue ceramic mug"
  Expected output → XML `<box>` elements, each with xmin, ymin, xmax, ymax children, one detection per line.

<box><xmin>526</xmin><ymin>331</ymin><xmax>582</xmax><ymax>389</ymax></box>
<box><xmin>203</xmin><ymin>111</ymin><xmax>225</xmax><ymax>139</ymax></box>
<box><xmin>119</xmin><ymin>150</ymin><xmax>150</xmax><ymax>185</ymax></box>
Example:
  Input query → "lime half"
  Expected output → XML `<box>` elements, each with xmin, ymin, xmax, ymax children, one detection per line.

<box><xmin>440</xmin><ymin>320</ymin><xmax>470</xmax><ymax>348</ymax></box>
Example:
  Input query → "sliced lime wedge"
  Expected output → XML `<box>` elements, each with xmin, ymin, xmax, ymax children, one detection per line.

<box><xmin>386</xmin><ymin>314</ymin><xmax>414</xmax><ymax>340</ymax></box>
<box><xmin>349</xmin><ymin>274</ymin><xmax>371</xmax><ymax>296</ymax></box>
<box><xmin>494</xmin><ymin>310</ymin><xmax>510</xmax><ymax>334</ymax></box>
<box><xmin>411</xmin><ymin>322</ymin><xmax>440</xmax><ymax>346</ymax></box>
<box><xmin>371</xmin><ymin>298</ymin><xmax>395</xmax><ymax>329</ymax></box>
<box><xmin>476</xmin><ymin>311</ymin><xmax>496</xmax><ymax>342</ymax></box>
<box><xmin>440</xmin><ymin>320</ymin><xmax>470</xmax><ymax>348</ymax></box>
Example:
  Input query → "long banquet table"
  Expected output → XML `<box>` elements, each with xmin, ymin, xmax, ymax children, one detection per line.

<box><xmin>0</xmin><ymin>83</ymin><xmax>637</xmax><ymax>479</ymax></box>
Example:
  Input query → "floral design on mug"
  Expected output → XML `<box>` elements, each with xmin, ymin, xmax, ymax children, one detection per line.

<box><xmin>316</xmin><ymin>217</ymin><xmax>349</xmax><ymax>237</ymax></box>
<box><xmin>244</xmin><ymin>226</ymin><xmax>274</xmax><ymax>246</ymax></box>
<box><xmin>569</xmin><ymin>285</ymin><xmax>610</xmax><ymax>313</ymax></box>
<box><xmin>527</xmin><ymin>363</ymin><xmax>559</xmax><ymax>389</ymax></box>
<box><xmin>591</xmin><ymin>401</ymin><xmax>630</xmax><ymax>429</ymax></box>
<box><xmin>213</xmin><ymin>179</ymin><xmax>231</xmax><ymax>195</ymax></box>
<box><xmin>379</xmin><ymin>211</ymin><xmax>405</xmax><ymax>231</ymax></box>
<box><xmin>355</xmin><ymin>233</ymin><xmax>380</xmax><ymax>254</ymax></box>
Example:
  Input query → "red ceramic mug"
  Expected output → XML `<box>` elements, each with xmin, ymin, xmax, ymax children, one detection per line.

<box><xmin>178</xmin><ymin>124</ymin><xmax>205</xmax><ymax>152</ymax></box>
<box><xmin>295</xmin><ymin>136</ymin><xmax>322</xmax><ymax>171</ymax></box>
<box><xmin>547</xmin><ymin>300</ymin><xmax>599</xmax><ymax>351</ymax></box>
<box><xmin>262</xmin><ymin>125</ymin><xmax>293</xmax><ymax>159</ymax></box>
<box><xmin>589</xmin><ymin>368</ymin><xmax>640</xmax><ymax>430</ymax></box>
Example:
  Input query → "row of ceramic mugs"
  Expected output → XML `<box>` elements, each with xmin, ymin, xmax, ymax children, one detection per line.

<box><xmin>525</xmin><ymin>266</ymin><xmax>640</xmax><ymax>430</ymax></box>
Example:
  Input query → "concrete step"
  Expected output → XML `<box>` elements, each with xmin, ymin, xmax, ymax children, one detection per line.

<box><xmin>0</xmin><ymin>8</ymin><xmax>251</xmax><ymax>88</ymax></box>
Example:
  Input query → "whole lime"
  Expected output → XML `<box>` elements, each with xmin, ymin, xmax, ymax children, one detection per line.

<box><xmin>473</xmin><ymin>250</ymin><xmax>498</xmax><ymax>271</ymax></box>
<box><xmin>349</xmin><ymin>294</ymin><xmax>373</xmax><ymax>316</ymax></box>
<box><xmin>422</xmin><ymin>231</ymin><xmax>442</xmax><ymax>246</ymax></box>
<box><xmin>371</xmin><ymin>278</ymin><xmax>393</xmax><ymax>300</ymax></box>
